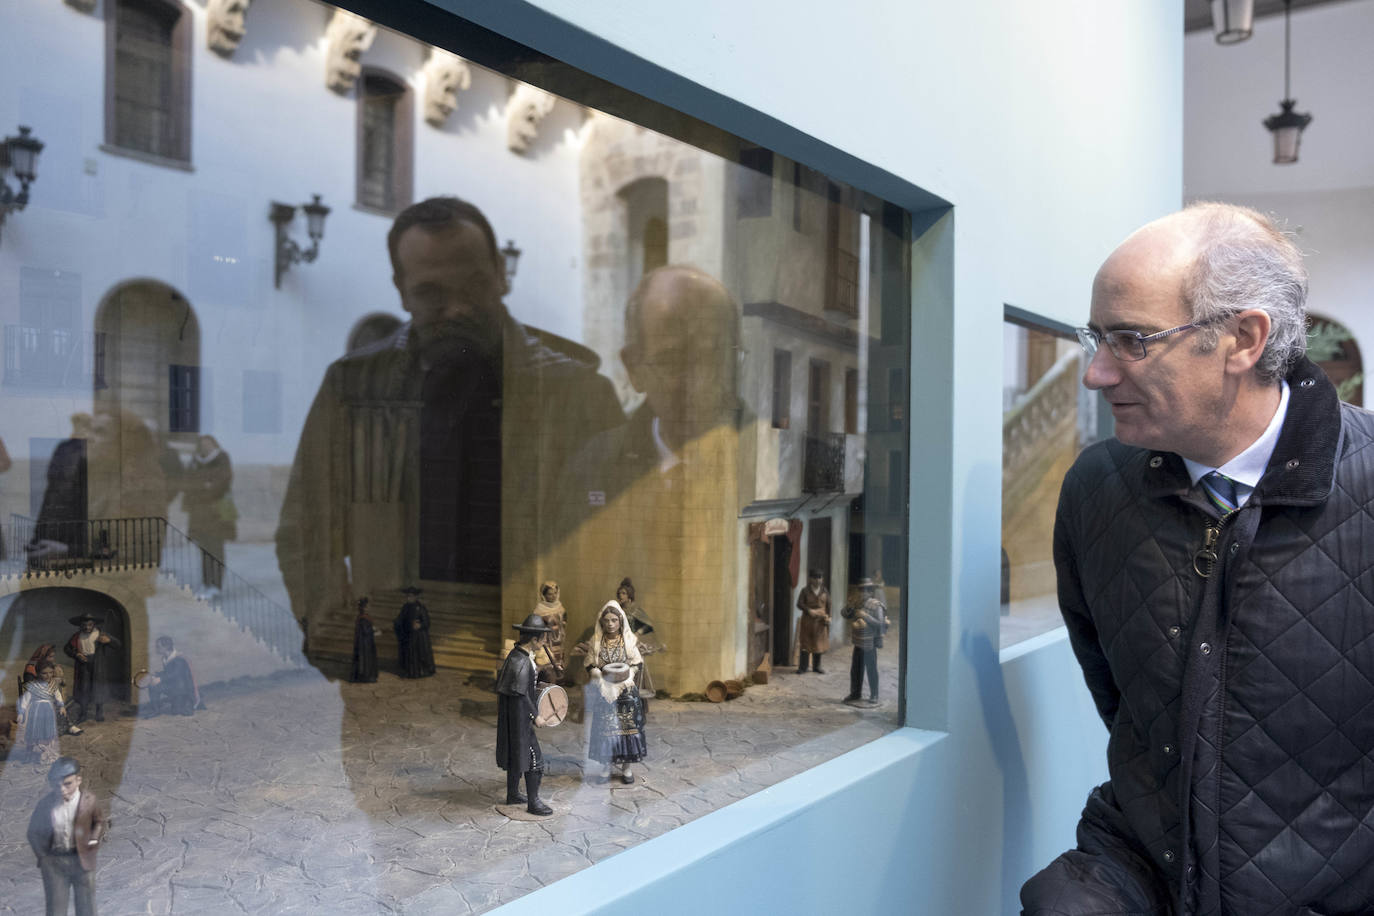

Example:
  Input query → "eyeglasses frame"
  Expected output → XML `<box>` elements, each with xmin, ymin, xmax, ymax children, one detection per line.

<box><xmin>1075</xmin><ymin>322</ymin><xmax>1203</xmax><ymax>362</ymax></box>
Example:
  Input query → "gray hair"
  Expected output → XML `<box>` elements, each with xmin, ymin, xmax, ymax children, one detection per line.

<box><xmin>1180</xmin><ymin>202</ymin><xmax>1308</xmax><ymax>385</ymax></box>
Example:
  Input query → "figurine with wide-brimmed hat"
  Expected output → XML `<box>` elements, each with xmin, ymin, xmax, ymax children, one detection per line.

<box><xmin>64</xmin><ymin>613</ymin><xmax>120</xmax><ymax>724</ymax></box>
<box><xmin>841</xmin><ymin>578</ymin><xmax>887</xmax><ymax>706</ymax></box>
<box><xmin>495</xmin><ymin>613</ymin><xmax>556</xmax><ymax>816</ymax></box>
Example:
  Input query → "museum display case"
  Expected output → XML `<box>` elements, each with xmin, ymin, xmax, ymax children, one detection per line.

<box><xmin>0</xmin><ymin>0</ymin><xmax>912</xmax><ymax>910</ymax></box>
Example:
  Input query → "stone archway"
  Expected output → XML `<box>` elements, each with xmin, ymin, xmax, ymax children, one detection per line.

<box><xmin>87</xmin><ymin>280</ymin><xmax>196</xmax><ymax>525</ymax></box>
<box><xmin>94</xmin><ymin>279</ymin><xmax>202</xmax><ymax>438</ymax></box>
<box><xmin>1</xmin><ymin>587</ymin><xmax>132</xmax><ymax>705</ymax></box>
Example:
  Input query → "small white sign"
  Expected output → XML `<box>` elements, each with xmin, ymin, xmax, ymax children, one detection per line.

<box><xmin>587</xmin><ymin>490</ymin><xmax>606</xmax><ymax>506</ymax></box>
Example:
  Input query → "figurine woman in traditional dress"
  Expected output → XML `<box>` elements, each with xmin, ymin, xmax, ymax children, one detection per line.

<box><xmin>533</xmin><ymin>580</ymin><xmax>567</xmax><ymax>683</ymax></box>
<box><xmin>585</xmin><ymin>600</ymin><xmax>647</xmax><ymax>784</ymax></box>
<box><xmin>18</xmin><ymin>662</ymin><xmax>68</xmax><ymax>764</ymax></box>
<box><xmin>615</xmin><ymin>577</ymin><xmax>663</xmax><ymax>693</ymax></box>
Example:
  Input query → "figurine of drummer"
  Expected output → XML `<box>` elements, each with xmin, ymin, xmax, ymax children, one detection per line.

<box><xmin>495</xmin><ymin>614</ymin><xmax>555</xmax><ymax>816</ymax></box>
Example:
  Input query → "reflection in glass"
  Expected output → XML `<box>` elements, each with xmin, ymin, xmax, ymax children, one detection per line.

<box><xmin>1000</xmin><ymin>317</ymin><xmax>1098</xmax><ymax>646</ymax></box>
<box><xmin>0</xmin><ymin>1</ymin><xmax>914</xmax><ymax>910</ymax></box>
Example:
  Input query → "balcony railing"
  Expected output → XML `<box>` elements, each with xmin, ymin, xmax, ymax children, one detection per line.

<box><xmin>802</xmin><ymin>432</ymin><xmax>846</xmax><ymax>493</ymax></box>
<box><xmin>6</xmin><ymin>514</ymin><xmax>304</xmax><ymax>666</ymax></box>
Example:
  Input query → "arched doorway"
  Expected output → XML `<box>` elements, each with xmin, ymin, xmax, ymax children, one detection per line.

<box><xmin>1308</xmin><ymin>314</ymin><xmax>1363</xmax><ymax>407</ymax></box>
<box><xmin>89</xmin><ymin>280</ymin><xmax>197</xmax><ymax>524</ymax></box>
<box><xmin>94</xmin><ymin>279</ymin><xmax>203</xmax><ymax>437</ymax></box>
<box><xmin>0</xmin><ymin>587</ymin><xmax>132</xmax><ymax>705</ymax></box>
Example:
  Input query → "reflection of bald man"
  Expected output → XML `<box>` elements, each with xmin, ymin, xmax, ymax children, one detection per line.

<box><xmin>552</xmin><ymin>267</ymin><xmax>743</xmax><ymax>693</ymax></box>
<box><xmin>619</xmin><ymin>265</ymin><xmax>739</xmax><ymax>472</ymax></box>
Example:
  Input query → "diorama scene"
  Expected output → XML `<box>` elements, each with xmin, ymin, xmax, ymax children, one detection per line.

<box><xmin>0</xmin><ymin>0</ymin><xmax>911</xmax><ymax>911</ymax></box>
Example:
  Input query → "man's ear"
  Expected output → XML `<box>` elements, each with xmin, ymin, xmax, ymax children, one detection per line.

<box><xmin>1226</xmin><ymin>308</ymin><xmax>1272</xmax><ymax>376</ymax></box>
<box><xmin>622</xmin><ymin>347</ymin><xmax>646</xmax><ymax>394</ymax></box>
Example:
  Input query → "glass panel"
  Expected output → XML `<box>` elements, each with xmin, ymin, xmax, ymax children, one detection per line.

<box><xmin>1000</xmin><ymin>315</ymin><xmax>1099</xmax><ymax>647</ymax></box>
<box><xmin>0</xmin><ymin>2</ymin><xmax>916</xmax><ymax>910</ymax></box>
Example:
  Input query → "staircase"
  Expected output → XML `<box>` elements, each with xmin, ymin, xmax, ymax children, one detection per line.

<box><xmin>306</xmin><ymin>580</ymin><xmax>504</xmax><ymax>677</ymax></box>
<box><xmin>7</xmin><ymin>514</ymin><xmax>305</xmax><ymax>668</ymax></box>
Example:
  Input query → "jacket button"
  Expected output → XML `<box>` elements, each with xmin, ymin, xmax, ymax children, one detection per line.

<box><xmin>1168</xmin><ymin>625</ymin><xmax>1181</xmax><ymax>638</ymax></box>
<box><xmin>1200</xmin><ymin>642</ymin><xmax>1212</xmax><ymax>655</ymax></box>
<box><xmin>1163</xmin><ymin>744</ymin><xmax>1174</xmax><ymax>754</ymax></box>
<box><xmin>1300</xmin><ymin>377</ymin><xmax>1315</xmax><ymax>388</ymax></box>
<box><xmin>1163</xmin><ymin>849</ymin><xmax>1175</xmax><ymax>863</ymax></box>
<box><xmin>1186</xmin><ymin>865</ymin><xmax>1196</xmax><ymax>881</ymax></box>
<box><xmin>1229</xmin><ymin>543</ymin><xmax>1239</xmax><ymax>555</ymax></box>
<box><xmin>1149</xmin><ymin>455</ymin><xmax>1164</xmax><ymax>468</ymax></box>
<box><xmin>1286</xmin><ymin>458</ymin><xmax>1300</xmax><ymax>470</ymax></box>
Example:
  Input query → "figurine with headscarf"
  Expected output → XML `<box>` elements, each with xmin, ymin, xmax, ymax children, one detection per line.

<box><xmin>585</xmin><ymin>600</ymin><xmax>648</xmax><ymax>784</ymax></box>
<box><xmin>532</xmin><ymin>580</ymin><xmax>567</xmax><ymax>683</ymax></box>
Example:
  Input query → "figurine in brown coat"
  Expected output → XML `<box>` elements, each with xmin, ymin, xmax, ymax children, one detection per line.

<box><xmin>796</xmin><ymin>568</ymin><xmax>831</xmax><ymax>674</ymax></box>
<box><xmin>27</xmin><ymin>756</ymin><xmax>105</xmax><ymax>916</ymax></box>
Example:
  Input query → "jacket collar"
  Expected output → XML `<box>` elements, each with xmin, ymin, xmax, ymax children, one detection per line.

<box><xmin>1141</xmin><ymin>357</ymin><xmax>1339</xmax><ymax>507</ymax></box>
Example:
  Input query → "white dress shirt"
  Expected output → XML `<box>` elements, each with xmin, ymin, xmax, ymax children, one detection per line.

<box><xmin>1183</xmin><ymin>380</ymin><xmax>1290</xmax><ymax>508</ymax></box>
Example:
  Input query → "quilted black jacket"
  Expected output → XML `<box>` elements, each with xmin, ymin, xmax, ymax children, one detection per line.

<box><xmin>1056</xmin><ymin>358</ymin><xmax>1374</xmax><ymax>916</ymax></box>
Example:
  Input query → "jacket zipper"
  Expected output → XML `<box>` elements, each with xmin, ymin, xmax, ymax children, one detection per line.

<box><xmin>1192</xmin><ymin>511</ymin><xmax>1235</xmax><ymax>579</ymax></box>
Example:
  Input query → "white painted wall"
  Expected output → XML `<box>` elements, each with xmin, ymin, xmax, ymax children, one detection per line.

<box><xmin>0</xmin><ymin>0</ymin><xmax>587</xmax><ymax>468</ymax></box>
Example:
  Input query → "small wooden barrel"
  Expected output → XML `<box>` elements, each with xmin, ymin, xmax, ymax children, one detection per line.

<box><xmin>705</xmin><ymin>680</ymin><xmax>727</xmax><ymax>703</ymax></box>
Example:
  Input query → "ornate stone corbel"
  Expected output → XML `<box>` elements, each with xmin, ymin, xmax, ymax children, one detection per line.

<box><xmin>207</xmin><ymin>0</ymin><xmax>251</xmax><ymax>57</ymax></box>
<box><xmin>325</xmin><ymin>9</ymin><xmax>377</xmax><ymax>94</ymax></box>
<box><xmin>422</xmin><ymin>49</ymin><xmax>472</xmax><ymax>127</ymax></box>
<box><xmin>506</xmin><ymin>83</ymin><xmax>557</xmax><ymax>154</ymax></box>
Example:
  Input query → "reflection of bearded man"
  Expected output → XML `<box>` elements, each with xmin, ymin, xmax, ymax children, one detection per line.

<box><xmin>276</xmin><ymin>196</ymin><xmax>622</xmax><ymax>659</ymax></box>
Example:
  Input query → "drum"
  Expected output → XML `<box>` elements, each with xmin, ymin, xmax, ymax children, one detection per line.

<box><xmin>535</xmin><ymin>684</ymin><xmax>568</xmax><ymax>727</ymax></box>
<box><xmin>133</xmin><ymin>669</ymin><xmax>155</xmax><ymax>690</ymax></box>
<box><xmin>602</xmin><ymin>662</ymin><xmax>632</xmax><ymax>684</ymax></box>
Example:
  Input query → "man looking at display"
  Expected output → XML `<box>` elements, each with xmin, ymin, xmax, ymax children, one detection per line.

<box><xmin>1022</xmin><ymin>203</ymin><xmax>1374</xmax><ymax>915</ymax></box>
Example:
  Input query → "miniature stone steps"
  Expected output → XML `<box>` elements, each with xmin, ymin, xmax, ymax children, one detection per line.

<box><xmin>306</xmin><ymin>587</ymin><xmax>503</xmax><ymax>678</ymax></box>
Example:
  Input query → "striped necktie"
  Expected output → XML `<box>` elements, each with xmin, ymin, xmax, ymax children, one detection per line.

<box><xmin>1202</xmin><ymin>471</ymin><xmax>1240</xmax><ymax>516</ymax></box>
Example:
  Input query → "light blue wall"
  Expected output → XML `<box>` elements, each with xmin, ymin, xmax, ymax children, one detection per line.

<box><xmin>415</xmin><ymin>2</ymin><xmax>1183</xmax><ymax>912</ymax></box>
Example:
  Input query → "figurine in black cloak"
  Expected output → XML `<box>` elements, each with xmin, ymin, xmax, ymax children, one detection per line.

<box><xmin>351</xmin><ymin>597</ymin><xmax>379</xmax><ymax>683</ymax></box>
<box><xmin>393</xmin><ymin>586</ymin><xmax>436</xmax><ymax>678</ymax></box>
<box><xmin>496</xmin><ymin>614</ymin><xmax>554</xmax><ymax>815</ymax></box>
<box><xmin>64</xmin><ymin>613</ymin><xmax>121</xmax><ymax>723</ymax></box>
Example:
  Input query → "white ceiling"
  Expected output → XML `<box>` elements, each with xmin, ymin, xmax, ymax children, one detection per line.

<box><xmin>1185</xmin><ymin>0</ymin><xmax>1374</xmax><ymax>197</ymax></box>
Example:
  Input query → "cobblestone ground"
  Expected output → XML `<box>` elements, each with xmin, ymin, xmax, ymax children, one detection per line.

<box><xmin>0</xmin><ymin>645</ymin><xmax>899</xmax><ymax>914</ymax></box>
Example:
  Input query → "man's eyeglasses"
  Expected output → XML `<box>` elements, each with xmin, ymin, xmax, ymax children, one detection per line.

<box><xmin>1075</xmin><ymin>322</ymin><xmax>1201</xmax><ymax>362</ymax></box>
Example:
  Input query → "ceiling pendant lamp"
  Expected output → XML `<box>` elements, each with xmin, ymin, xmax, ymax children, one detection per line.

<box><xmin>1262</xmin><ymin>0</ymin><xmax>1313</xmax><ymax>165</ymax></box>
<box><xmin>1211</xmin><ymin>0</ymin><xmax>1254</xmax><ymax>44</ymax></box>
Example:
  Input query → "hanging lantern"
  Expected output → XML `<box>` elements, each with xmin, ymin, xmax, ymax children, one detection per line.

<box><xmin>1211</xmin><ymin>0</ymin><xmax>1254</xmax><ymax>44</ymax></box>
<box><xmin>1262</xmin><ymin>0</ymin><xmax>1313</xmax><ymax>165</ymax></box>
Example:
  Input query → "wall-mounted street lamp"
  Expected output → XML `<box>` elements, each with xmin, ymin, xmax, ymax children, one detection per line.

<box><xmin>1263</xmin><ymin>0</ymin><xmax>1313</xmax><ymax>165</ymax></box>
<box><xmin>270</xmin><ymin>194</ymin><xmax>331</xmax><ymax>288</ymax></box>
<box><xmin>0</xmin><ymin>126</ymin><xmax>45</xmax><ymax>245</ymax></box>
<box><xmin>500</xmin><ymin>238</ymin><xmax>521</xmax><ymax>287</ymax></box>
<box><xmin>1210</xmin><ymin>0</ymin><xmax>1254</xmax><ymax>44</ymax></box>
